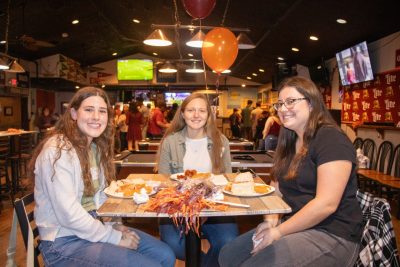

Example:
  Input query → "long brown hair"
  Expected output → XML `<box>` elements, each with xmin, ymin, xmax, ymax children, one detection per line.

<box><xmin>271</xmin><ymin>76</ymin><xmax>341</xmax><ymax>180</ymax></box>
<box><xmin>28</xmin><ymin>87</ymin><xmax>115</xmax><ymax>195</ymax></box>
<box><xmin>155</xmin><ymin>93</ymin><xmax>226</xmax><ymax>173</ymax></box>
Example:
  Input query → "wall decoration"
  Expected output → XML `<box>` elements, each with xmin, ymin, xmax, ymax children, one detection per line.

<box><xmin>340</xmin><ymin>68</ymin><xmax>400</xmax><ymax>127</ymax></box>
<box><xmin>4</xmin><ymin>106</ymin><xmax>13</xmax><ymax>116</ymax></box>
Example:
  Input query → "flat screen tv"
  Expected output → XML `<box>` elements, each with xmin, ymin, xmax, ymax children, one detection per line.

<box><xmin>117</xmin><ymin>59</ymin><xmax>153</xmax><ymax>81</ymax></box>
<box><xmin>336</xmin><ymin>41</ymin><xmax>374</xmax><ymax>86</ymax></box>
<box><xmin>165</xmin><ymin>92</ymin><xmax>190</xmax><ymax>106</ymax></box>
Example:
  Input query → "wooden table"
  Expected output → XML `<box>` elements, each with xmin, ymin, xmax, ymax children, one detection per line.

<box><xmin>98</xmin><ymin>173</ymin><xmax>291</xmax><ymax>267</ymax></box>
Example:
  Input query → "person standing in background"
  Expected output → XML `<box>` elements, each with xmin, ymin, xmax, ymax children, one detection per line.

<box><xmin>138</xmin><ymin>100</ymin><xmax>150</xmax><ymax>141</ymax></box>
<box><xmin>148</xmin><ymin>103</ymin><xmax>170</xmax><ymax>139</ymax></box>
<box><xmin>166</xmin><ymin>102</ymin><xmax>178</xmax><ymax>123</ymax></box>
<box><xmin>113</xmin><ymin>105</ymin><xmax>122</xmax><ymax>153</ymax></box>
<box><xmin>254</xmin><ymin>110</ymin><xmax>269</xmax><ymax>150</ymax></box>
<box><xmin>127</xmin><ymin>102</ymin><xmax>143</xmax><ymax>151</ymax></box>
<box><xmin>241</xmin><ymin>100</ymin><xmax>253</xmax><ymax>140</ymax></box>
<box><xmin>251</xmin><ymin>102</ymin><xmax>263</xmax><ymax>140</ymax></box>
<box><xmin>229</xmin><ymin>108</ymin><xmax>242</xmax><ymax>138</ymax></box>
<box><xmin>118</xmin><ymin>104</ymin><xmax>129</xmax><ymax>151</ymax></box>
<box><xmin>262</xmin><ymin>107</ymin><xmax>281</xmax><ymax>151</ymax></box>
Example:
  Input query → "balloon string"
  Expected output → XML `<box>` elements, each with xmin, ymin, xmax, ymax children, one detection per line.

<box><xmin>173</xmin><ymin>0</ymin><xmax>183</xmax><ymax>59</ymax></box>
<box><xmin>221</xmin><ymin>0</ymin><xmax>231</xmax><ymax>26</ymax></box>
<box><xmin>201</xmin><ymin>17</ymin><xmax>208</xmax><ymax>90</ymax></box>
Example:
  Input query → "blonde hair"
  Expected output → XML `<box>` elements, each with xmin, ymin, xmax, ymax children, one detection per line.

<box><xmin>156</xmin><ymin>93</ymin><xmax>226</xmax><ymax>174</ymax></box>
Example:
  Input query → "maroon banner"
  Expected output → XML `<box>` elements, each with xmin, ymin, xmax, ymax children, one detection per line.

<box><xmin>340</xmin><ymin>68</ymin><xmax>400</xmax><ymax>126</ymax></box>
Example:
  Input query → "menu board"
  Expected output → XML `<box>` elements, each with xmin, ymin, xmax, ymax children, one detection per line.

<box><xmin>341</xmin><ymin>68</ymin><xmax>400</xmax><ymax>126</ymax></box>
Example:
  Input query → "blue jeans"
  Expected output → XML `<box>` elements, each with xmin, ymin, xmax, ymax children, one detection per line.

<box><xmin>219</xmin><ymin>228</ymin><xmax>359</xmax><ymax>267</ymax></box>
<box><xmin>264</xmin><ymin>135</ymin><xmax>278</xmax><ymax>151</ymax></box>
<box><xmin>159</xmin><ymin>217</ymin><xmax>239</xmax><ymax>267</ymax></box>
<box><xmin>39</xmin><ymin>228</ymin><xmax>176</xmax><ymax>267</ymax></box>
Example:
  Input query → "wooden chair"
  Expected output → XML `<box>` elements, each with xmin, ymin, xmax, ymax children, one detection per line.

<box><xmin>362</xmin><ymin>138</ymin><xmax>376</xmax><ymax>169</ymax></box>
<box><xmin>14</xmin><ymin>192</ymin><xmax>41</xmax><ymax>267</ymax></box>
<box><xmin>391</xmin><ymin>144</ymin><xmax>400</xmax><ymax>178</ymax></box>
<box><xmin>9</xmin><ymin>134</ymin><xmax>33</xmax><ymax>190</ymax></box>
<box><xmin>374</xmin><ymin>141</ymin><xmax>394</xmax><ymax>175</ymax></box>
<box><xmin>353</xmin><ymin>137</ymin><xmax>363</xmax><ymax>150</ymax></box>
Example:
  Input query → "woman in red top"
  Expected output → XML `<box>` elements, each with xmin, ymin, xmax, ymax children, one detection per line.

<box><xmin>127</xmin><ymin>102</ymin><xmax>143</xmax><ymax>151</ymax></box>
<box><xmin>262</xmin><ymin>107</ymin><xmax>281</xmax><ymax>151</ymax></box>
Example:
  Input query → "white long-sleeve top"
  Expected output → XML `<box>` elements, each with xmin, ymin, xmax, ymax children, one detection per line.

<box><xmin>34</xmin><ymin>135</ymin><xmax>121</xmax><ymax>244</ymax></box>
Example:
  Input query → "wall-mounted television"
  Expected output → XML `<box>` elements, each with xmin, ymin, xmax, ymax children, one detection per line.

<box><xmin>165</xmin><ymin>92</ymin><xmax>190</xmax><ymax>106</ymax></box>
<box><xmin>117</xmin><ymin>59</ymin><xmax>153</xmax><ymax>81</ymax></box>
<box><xmin>336</xmin><ymin>41</ymin><xmax>374</xmax><ymax>86</ymax></box>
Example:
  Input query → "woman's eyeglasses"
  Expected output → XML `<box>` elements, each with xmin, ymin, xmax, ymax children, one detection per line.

<box><xmin>272</xmin><ymin>97</ymin><xmax>308</xmax><ymax>111</ymax></box>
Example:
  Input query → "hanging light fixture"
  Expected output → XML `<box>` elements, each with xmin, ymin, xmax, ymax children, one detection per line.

<box><xmin>143</xmin><ymin>29</ymin><xmax>172</xmax><ymax>46</ymax></box>
<box><xmin>186</xmin><ymin>61</ymin><xmax>204</xmax><ymax>73</ymax></box>
<box><xmin>7</xmin><ymin>59</ymin><xmax>26</xmax><ymax>73</ymax></box>
<box><xmin>237</xmin><ymin>32</ymin><xmax>256</xmax><ymax>49</ymax></box>
<box><xmin>158</xmin><ymin>61</ymin><xmax>177</xmax><ymax>73</ymax></box>
<box><xmin>0</xmin><ymin>54</ymin><xmax>10</xmax><ymax>70</ymax></box>
<box><xmin>186</xmin><ymin>30</ymin><xmax>205</xmax><ymax>48</ymax></box>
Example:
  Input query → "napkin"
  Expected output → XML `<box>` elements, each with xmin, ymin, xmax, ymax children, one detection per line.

<box><xmin>133</xmin><ymin>188</ymin><xmax>149</xmax><ymax>204</ymax></box>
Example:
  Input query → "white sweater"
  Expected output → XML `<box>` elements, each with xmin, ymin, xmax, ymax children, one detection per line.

<box><xmin>34</xmin><ymin>135</ymin><xmax>121</xmax><ymax>244</ymax></box>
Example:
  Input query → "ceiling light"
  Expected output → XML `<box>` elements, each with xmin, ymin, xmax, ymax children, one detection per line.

<box><xmin>75</xmin><ymin>85</ymin><xmax>80</xmax><ymax>89</ymax></box>
<box><xmin>61</xmin><ymin>32</ymin><xmax>69</xmax><ymax>38</ymax></box>
<box><xmin>291</xmin><ymin>47</ymin><xmax>300</xmax><ymax>52</ymax></box>
<box><xmin>153</xmin><ymin>52</ymin><xmax>158</xmax><ymax>56</ymax></box>
<box><xmin>72</xmin><ymin>19</ymin><xmax>79</xmax><ymax>25</ymax></box>
<box><xmin>237</xmin><ymin>32</ymin><xmax>256</xmax><ymax>49</ymax></box>
<box><xmin>158</xmin><ymin>61</ymin><xmax>177</xmax><ymax>73</ymax></box>
<box><xmin>336</xmin><ymin>18</ymin><xmax>347</xmax><ymax>24</ymax></box>
<box><xmin>317</xmin><ymin>65</ymin><xmax>322</xmax><ymax>69</ymax></box>
<box><xmin>246</xmin><ymin>76</ymin><xmax>252</xmax><ymax>80</ymax></box>
<box><xmin>186</xmin><ymin>61</ymin><xmax>204</xmax><ymax>73</ymax></box>
<box><xmin>241</xmin><ymin>84</ymin><xmax>246</xmax><ymax>87</ymax></box>
<box><xmin>186</xmin><ymin>30</ymin><xmax>205</xmax><ymax>48</ymax></box>
<box><xmin>132</xmin><ymin>19</ymin><xmax>140</xmax><ymax>23</ymax></box>
<box><xmin>112</xmin><ymin>52</ymin><xmax>117</xmax><ymax>56</ymax></box>
<box><xmin>259</xmin><ymin>69</ymin><xmax>264</xmax><ymax>72</ymax></box>
<box><xmin>252</xmin><ymin>73</ymin><xmax>258</xmax><ymax>76</ymax></box>
<box><xmin>188</xmin><ymin>53</ymin><xmax>193</xmax><ymax>57</ymax></box>
<box><xmin>143</xmin><ymin>29</ymin><xmax>172</xmax><ymax>46</ymax></box>
<box><xmin>277</xmin><ymin>57</ymin><xmax>284</xmax><ymax>61</ymax></box>
<box><xmin>0</xmin><ymin>56</ymin><xmax>11</xmax><ymax>70</ymax></box>
<box><xmin>309</xmin><ymin>36</ymin><xmax>318</xmax><ymax>41</ymax></box>
<box><xmin>0</xmin><ymin>40</ymin><xmax>6</xmax><ymax>44</ymax></box>
<box><xmin>212</xmin><ymin>69</ymin><xmax>231</xmax><ymax>74</ymax></box>
<box><xmin>101</xmin><ymin>84</ymin><xmax>105</xmax><ymax>88</ymax></box>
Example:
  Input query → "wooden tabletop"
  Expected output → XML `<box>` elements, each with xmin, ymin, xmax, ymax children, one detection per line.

<box><xmin>97</xmin><ymin>173</ymin><xmax>291</xmax><ymax>218</ymax></box>
<box><xmin>357</xmin><ymin>169</ymin><xmax>399</xmax><ymax>181</ymax></box>
<box><xmin>0</xmin><ymin>130</ymin><xmax>38</xmax><ymax>137</ymax></box>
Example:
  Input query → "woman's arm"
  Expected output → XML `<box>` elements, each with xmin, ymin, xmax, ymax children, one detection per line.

<box><xmin>262</xmin><ymin>117</ymin><xmax>273</xmax><ymax>139</ymax></box>
<box><xmin>252</xmin><ymin>160</ymin><xmax>352</xmax><ymax>253</ymax></box>
<box><xmin>220</xmin><ymin>135</ymin><xmax>232</xmax><ymax>173</ymax></box>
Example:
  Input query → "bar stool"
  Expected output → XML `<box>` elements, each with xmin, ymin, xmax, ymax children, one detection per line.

<box><xmin>0</xmin><ymin>136</ymin><xmax>13</xmax><ymax>210</ymax></box>
<box><xmin>9</xmin><ymin>134</ymin><xmax>33</xmax><ymax>193</ymax></box>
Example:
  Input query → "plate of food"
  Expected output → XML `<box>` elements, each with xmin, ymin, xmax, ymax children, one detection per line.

<box><xmin>170</xmin><ymin>170</ymin><xmax>213</xmax><ymax>181</ymax></box>
<box><xmin>223</xmin><ymin>182</ymin><xmax>275</xmax><ymax>197</ymax></box>
<box><xmin>104</xmin><ymin>179</ymin><xmax>160</xmax><ymax>199</ymax></box>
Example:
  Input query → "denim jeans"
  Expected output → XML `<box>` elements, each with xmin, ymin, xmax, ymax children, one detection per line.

<box><xmin>159</xmin><ymin>217</ymin><xmax>239</xmax><ymax>267</ymax></box>
<box><xmin>264</xmin><ymin>135</ymin><xmax>278</xmax><ymax>151</ymax></box>
<box><xmin>39</xmin><ymin>228</ymin><xmax>176</xmax><ymax>267</ymax></box>
<box><xmin>219</xmin><ymin>228</ymin><xmax>359</xmax><ymax>267</ymax></box>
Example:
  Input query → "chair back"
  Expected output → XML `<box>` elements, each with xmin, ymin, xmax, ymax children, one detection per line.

<box><xmin>392</xmin><ymin>144</ymin><xmax>400</xmax><ymax>178</ymax></box>
<box><xmin>374</xmin><ymin>141</ymin><xmax>394</xmax><ymax>175</ymax></box>
<box><xmin>14</xmin><ymin>193</ymin><xmax>41</xmax><ymax>267</ymax></box>
<box><xmin>362</xmin><ymin>138</ymin><xmax>375</xmax><ymax>169</ymax></box>
<box><xmin>355</xmin><ymin>190</ymin><xmax>400</xmax><ymax>266</ymax></box>
<box><xmin>0</xmin><ymin>136</ymin><xmax>11</xmax><ymax>199</ymax></box>
<box><xmin>18</xmin><ymin>134</ymin><xmax>33</xmax><ymax>157</ymax></box>
<box><xmin>353</xmin><ymin>137</ymin><xmax>363</xmax><ymax>150</ymax></box>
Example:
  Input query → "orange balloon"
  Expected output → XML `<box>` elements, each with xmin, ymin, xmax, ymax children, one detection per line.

<box><xmin>202</xmin><ymin>27</ymin><xmax>238</xmax><ymax>74</ymax></box>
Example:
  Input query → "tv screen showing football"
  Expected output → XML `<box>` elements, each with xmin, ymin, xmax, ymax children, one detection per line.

<box><xmin>117</xmin><ymin>59</ymin><xmax>153</xmax><ymax>81</ymax></box>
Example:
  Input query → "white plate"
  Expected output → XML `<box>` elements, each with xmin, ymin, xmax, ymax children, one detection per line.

<box><xmin>170</xmin><ymin>172</ymin><xmax>213</xmax><ymax>181</ymax></box>
<box><xmin>223</xmin><ymin>183</ymin><xmax>275</xmax><ymax>197</ymax></box>
<box><xmin>104</xmin><ymin>180</ymin><xmax>159</xmax><ymax>199</ymax></box>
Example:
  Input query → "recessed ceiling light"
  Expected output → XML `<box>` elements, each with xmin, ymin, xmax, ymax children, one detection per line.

<box><xmin>317</xmin><ymin>65</ymin><xmax>322</xmax><ymax>69</ymax></box>
<box><xmin>153</xmin><ymin>52</ymin><xmax>158</xmax><ymax>56</ymax></box>
<box><xmin>241</xmin><ymin>84</ymin><xmax>246</xmax><ymax>87</ymax></box>
<box><xmin>212</xmin><ymin>69</ymin><xmax>231</xmax><ymax>74</ymax></box>
<box><xmin>101</xmin><ymin>84</ymin><xmax>105</xmax><ymax>88</ymax></box>
<box><xmin>0</xmin><ymin>40</ymin><xmax>6</xmax><ymax>44</ymax></box>
<box><xmin>246</xmin><ymin>76</ymin><xmax>252</xmax><ymax>80</ymax></box>
<box><xmin>259</xmin><ymin>68</ymin><xmax>265</xmax><ymax>72</ymax></box>
<box><xmin>72</xmin><ymin>19</ymin><xmax>79</xmax><ymax>25</ymax></box>
<box><xmin>336</xmin><ymin>18</ymin><xmax>347</xmax><ymax>24</ymax></box>
<box><xmin>112</xmin><ymin>52</ymin><xmax>117</xmax><ymax>56</ymax></box>
<box><xmin>132</xmin><ymin>19</ymin><xmax>140</xmax><ymax>23</ymax></box>
<box><xmin>188</xmin><ymin>53</ymin><xmax>193</xmax><ymax>57</ymax></box>
<box><xmin>61</xmin><ymin>32</ymin><xmax>69</xmax><ymax>38</ymax></box>
<box><xmin>252</xmin><ymin>73</ymin><xmax>257</xmax><ymax>76</ymax></box>
<box><xmin>291</xmin><ymin>47</ymin><xmax>300</xmax><ymax>52</ymax></box>
<box><xmin>309</xmin><ymin>36</ymin><xmax>318</xmax><ymax>41</ymax></box>
<box><xmin>277</xmin><ymin>57</ymin><xmax>284</xmax><ymax>61</ymax></box>
<box><xmin>75</xmin><ymin>86</ymin><xmax>80</xmax><ymax>89</ymax></box>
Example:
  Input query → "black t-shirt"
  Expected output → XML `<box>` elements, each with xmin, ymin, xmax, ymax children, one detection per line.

<box><xmin>279</xmin><ymin>126</ymin><xmax>363</xmax><ymax>242</ymax></box>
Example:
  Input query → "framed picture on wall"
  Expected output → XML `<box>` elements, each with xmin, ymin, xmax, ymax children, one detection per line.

<box><xmin>4</xmin><ymin>106</ymin><xmax>13</xmax><ymax>116</ymax></box>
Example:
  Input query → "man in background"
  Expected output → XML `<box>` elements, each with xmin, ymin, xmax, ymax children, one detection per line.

<box><xmin>251</xmin><ymin>102</ymin><xmax>263</xmax><ymax>140</ymax></box>
<box><xmin>148</xmin><ymin>103</ymin><xmax>170</xmax><ymax>139</ymax></box>
<box><xmin>241</xmin><ymin>100</ymin><xmax>253</xmax><ymax>140</ymax></box>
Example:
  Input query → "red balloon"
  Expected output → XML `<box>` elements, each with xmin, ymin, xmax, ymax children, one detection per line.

<box><xmin>202</xmin><ymin>27</ymin><xmax>238</xmax><ymax>74</ymax></box>
<box><xmin>182</xmin><ymin>0</ymin><xmax>216</xmax><ymax>19</ymax></box>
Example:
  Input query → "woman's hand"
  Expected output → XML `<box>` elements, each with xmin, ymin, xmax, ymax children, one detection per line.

<box><xmin>115</xmin><ymin>224</ymin><xmax>141</xmax><ymax>250</ymax></box>
<box><xmin>250</xmin><ymin>221</ymin><xmax>282</xmax><ymax>255</ymax></box>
